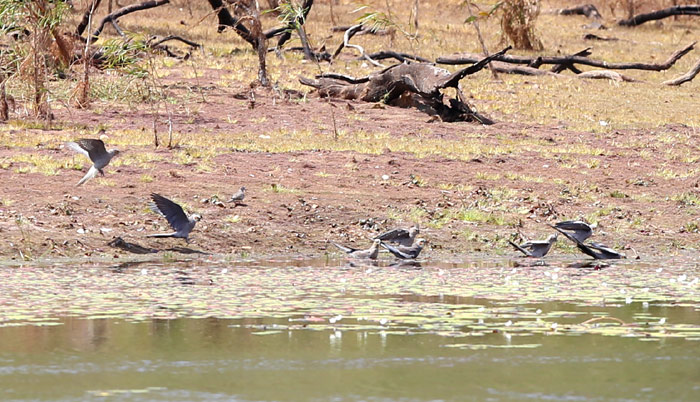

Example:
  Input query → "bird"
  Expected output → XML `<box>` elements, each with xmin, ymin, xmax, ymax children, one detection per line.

<box><xmin>553</xmin><ymin>220</ymin><xmax>595</xmax><ymax>243</ymax></box>
<box><xmin>331</xmin><ymin>239</ymin><xmax>381</xmax><ymax>259</ymax></box>
<box><xmin>551</xmin><ymin>226</ymin><xmax>624</xmax><ymax>260</ymax></box>
<box><xmin>381</xmin><ymin>238</ymin><xmax>426</xmax><ymax>259</ymax></box>
<box><xmin>66</xmin><ymin>138</ymin><xmax>120</xmax><ymax>186</ymax></box>
<box><xmin>147</xmin><ymin>193</ymin><xmax>201</xmax><ymax>242</ymax></box>
<box><xmin>229</xmin><ymin>186</ymin><xmax>246</xmax><ymax>204</ymax></box>
<box><xmin>374</xmin><ymin>224</ymin><xmax>420</xmax><ymax>247</ymax></box>
<box><xmin>508</xmin><ymin>234</ymin><xmax>558</xmax><ymax>258</ymax></box>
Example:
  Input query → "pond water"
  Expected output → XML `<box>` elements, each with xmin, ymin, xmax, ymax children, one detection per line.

<box><xmin>0</xmin><ymin>257</ymin><xmax>698</xmax><ymax>401</ymax></box>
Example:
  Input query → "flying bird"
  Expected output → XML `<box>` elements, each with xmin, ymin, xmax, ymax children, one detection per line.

<box><xmin>553</xmin><ymin>220</ymin><xmax>595</xmax><ymax>243</ymax></box>
<box><xmin>147</xmin><ymin>193</ymin><xmax>201</xmax><ymax>242</ymax></box>
<box><xmin>229</xmin><ymin>186</ymin><xmax>246</xmax><ymax>204</ymax></box>
<box><xmin>381</xmin><ymin>238</ymin><xmax>427</xmax><ymax>259</ymax></box>
<box><xmin>66</xmin><ymin>138</ymin><xmax>120</xmax><ymax>186</ymax></box>
<box><xmin>331</xmin><ymin>239</ymin><xmax>381</xmax><ymax>259</ymax></box>
<box><xmin>509</xmin><ymin>234</ymin><xmax>558</xmax><ymax>258</ymax></box>
<box><xmin>551</xmin><ymin>226</ymin><xmax>624</xmax><ymax>260</ymax></box>
<box><xmin>374</xmin><ymin>224</ymin><xmax>420</xmax><ymax>247</ymax></box>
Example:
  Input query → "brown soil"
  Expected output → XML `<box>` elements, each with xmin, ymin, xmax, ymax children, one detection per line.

<box><xmin>1</xmin><ymin>70</ymin><xmax>699</xmax><ymax>261</ymax></box>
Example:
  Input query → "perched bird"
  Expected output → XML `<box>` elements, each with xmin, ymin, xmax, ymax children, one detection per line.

<box><xmin>552</xmin><ymin>226</ymin><xmax>624</xmax><ymax>260</ymax></box>
<box><xmin>147</xmin><ymin>193</ymin><xmax>201</xmax><ymax>242</ymax></box>
<box><xmin>509</xmin><ymin>234</ymin><xmax>558</xmax><ymax>258</ymax></box>
<box><xmin>381</xmin><ymin>238</ymin><xmax>427</xmax><ymax>259</ymax></box>
<box><xmin>374</xmin><ymin>224</ymin><xmax>420</xmax><ymax>247</ymax></box>
<box><xmin>66</xmin><ymin>138</ymin><xmax>120</xmax><ymax>186</ymax></box>
<box><xmin>554</xmin><ymin>220</ymin><xmax>595</xmax><ymax>243</ymax></box>
<box><xmin>331</xmin><ymin>239</ymin><xmax>381</xmax><ymax>259</ymax></box>
<box><xmin>229</xmin><ymin>186</ymin><xmax>246</xmax><ymax>204</ymax></box>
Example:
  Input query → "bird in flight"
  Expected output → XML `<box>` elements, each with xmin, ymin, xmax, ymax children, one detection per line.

<box><xmin>331</xmin><ymin>239</ymin><xmax>381</xmax><ymax>259</ymax></box>
<box><xmin>553</xmin><ymin>220</ymin><xmax>595</xmax><ymax>243</ymax></box>
<box><xmin>66</xmin><ymin>138</ymin><xmax>120</xmax><ymax>186</ymax></box>
<box><xmin>509</xmin><ymin>234</ymin><xmax>558</xmax><ymax>258</ymax></box>
<box><xmin>551</xmin><ymin>226</ymin><xmax>625</xmax><ymax>260</ymax></box>
<box><xmin>374</xmin><ymin>224</ymin><xmax>420</xmax><ymax>247</ymax></box>
<box><xmin>147</xmin><ymin>193</ymin><xmax>201</xmax><ymax>242</ymax></box>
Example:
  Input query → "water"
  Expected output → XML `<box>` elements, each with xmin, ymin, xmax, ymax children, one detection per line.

<box><xmin>0</xmin><ymin>257</ymin><xmax>698</xmax><ymax>401</ymax></box>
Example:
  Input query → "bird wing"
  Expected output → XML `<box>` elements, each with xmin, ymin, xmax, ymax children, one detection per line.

<box><xmin>375</xmin><ymin>228</ymin><xmax>409</xmax><ymax>242</ymax></box>
<box><xmin>74</xmin><ymin>139</ymin><xmax>108</xmax><ymax>162</ymax></box>
<box><xmin>381</xmin><ymin>242</ymin><xmax>413</xmax><ymax>259</ymax></box>
<box><xmin>554</xmin><ymin>220</ymin><xmax>592</xmax><ymax>242</ymax></box>
<box><xmin>331</xmin><ymin>241</ymin><xmax>357</xmax><ymax>253</ymax></box>
<box><xmin>150</xmin><ymin>193</ymin><xmax>190</xmax><ymax>232</ymax></box>
<box><xmin>588</xmin><ymin>243</ymin><xmax>624</xmax><ymax>259</ymax></box>
<box><xmin>555</xmin><ymin>220</ymin><xmax>590</xmax><ymax>231</ymax></box>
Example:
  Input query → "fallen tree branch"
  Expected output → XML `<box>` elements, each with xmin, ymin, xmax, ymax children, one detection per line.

<box><xmin>76</xmin><ymin>0</ymin><xmax>103</xmax><ymax>36</ymax></box>
<box><xmin>332</xmin><ymin>24</ymin><xmax>384</xmax><ymax>67</ymax></box>
<box><xmin>618</xmin><ymin>5</ymin><xmax>700</xmax><ymax>26</ymax></box>
<box><xmin>437</xmin><ymin>46</ymin><xmax>512</xmax><ymax>89</ymax></box>
<box><xmin>437</xmin><ymin>42</ymin><xmax>696</xmax><ymax>71</ymax></box>
<box><xmin>364</xmin><ymin>51</ymin><xmax>430</xmax><ymax>63</ymax></box>
<box><xmin>583</xmin><ymin>33</ymin><xmax>619</xmax><ymax>41</ymax></box>
<box><xmin>577</xmin><ymin>70</ymin><xmax>639</xmax><ymax>82</ymax></box>
<box><xmin>92</xmin><ymin>0</ymin><xmax>170</xmax><ymax>40</ymax></box>
<box><xmin>331</xmin><ymin>25</ymin><xmax>391</xmax><ymax>35</ymax></box>
<box><xmin>558</xmin><ymin>4</ymin><xmax>602</xmax><ymax>19</ymax></box>
<box><xmin>663</xmin><ymin>58</ymin><xmax>700</xmax><ymax>86</ymax></box>
<box><xmin>149</xmin><ymin>35</ymin><xmax>202</xmax><ymax>49</ymax></box>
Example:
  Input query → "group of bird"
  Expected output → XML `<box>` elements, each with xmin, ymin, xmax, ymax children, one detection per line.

<box><xmin>508</xmin><ymin>220</ymin><xmax>625</xmax><ymax>260</ymax></box>
<box><xmin>331</xmin><ymin>225</ymin><xmax>425</xmax><ymax>261</ymax></box>
<box><xmin>66</xmin><ymin>138</ymin><xmax>244</xmax><ymax>242</ymax></box>
<box><xmin>66</xmin><ymin>138</ymin><xmax>624</xmax><ymax>260</ymax></box>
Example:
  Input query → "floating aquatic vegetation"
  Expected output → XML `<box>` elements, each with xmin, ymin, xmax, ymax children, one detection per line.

<box><xmin>0</xmin><ymin>257</ymin><xmax>697</xmax><ymax>342</ymax></box>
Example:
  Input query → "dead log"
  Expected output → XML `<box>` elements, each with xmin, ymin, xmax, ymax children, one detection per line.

<box><xmin>663</xmin><ymin>58</ymin><xmax>700</xmax><ymax>86</ymax></box>
<box><xmin>91</xmin><ymin>0</ymin><xmax>170</xmax><ymax>40</ymax></box>
<box><xmin>618</xmin><ymin>5</ymin><xmax>700</xmax><ymax>26</ymax></box>
<box><xmin>300</xmin><ymin>47</ymin><xmax>511</xmax><ymax>124</ymax></box>
<box><xmin>437</xmin><ymin>42</ymin><xmax>695</xmax><ymax>71</ymax></box>
<box><xmin>558</xmin><ymin>4</ymin><xmax>602</xmax><ymax>19</ymax></box>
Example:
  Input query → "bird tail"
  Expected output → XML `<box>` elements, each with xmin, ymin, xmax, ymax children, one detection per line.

<box><xmin>330</xmin><ymin>241</ymin><xmax>353</xmax><ymax>253</ymax></box>
<box><xmin>508</xmin><ymin>240</ymin><xmax>531</xmax><ymax>257</ymax></box>
<box><xmin>77</xmin><ymin>166</ymin><xmax>99</xmax><ymax>186</ymax></box>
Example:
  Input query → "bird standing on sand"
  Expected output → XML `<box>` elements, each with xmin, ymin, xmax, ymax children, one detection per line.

<box><xmin>66</xmin><ymin>138</ymin><xmax>120</xmax><ymax>186</ymax></box>
<box><xmin>331</xmin><ymin>239</ymin><xmax>381</xmax><ymax>259</ymax></box>
<box><xmin>554</xmin><ymin>220</ymin><xmax>595</xmax><ymax>243</ymax></box>
<box><xmin>509</xmin><ymin>234</ymin><xmax>558</xmax><ymax>258</ymax></box>
<box><xmin>147</xmin><ymin>193</ymin><xmax>201</xmax><ymax>242</ymax></box>
<box><xmin>374</xmin><ymin>224</ymin><xmax>420</xmax><ymax>247</ymax></box>
<box><xmin>551</xmin><ymin>226</ymin><xmax>625</xmax><ymax>260</ymax></box>
<box><xmin>381</xmin><ymin>238</ymin><xmax>427</xmax><ymax>259</ymax></box>
<box><xmin>229</xmin><ymin>186</ymin><xmax>246</xmax><ymax>204</ymax></box>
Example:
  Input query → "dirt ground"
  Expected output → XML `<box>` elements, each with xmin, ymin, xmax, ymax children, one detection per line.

<box><xmin>0</xmin><ymin>1</ymin><xmax>699</xmax><ymax>261</ymax></box>
<box><xmin>1</xmin><ymin>70</ymin><xmax>698</xmax><ymax>261</ymax></box>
